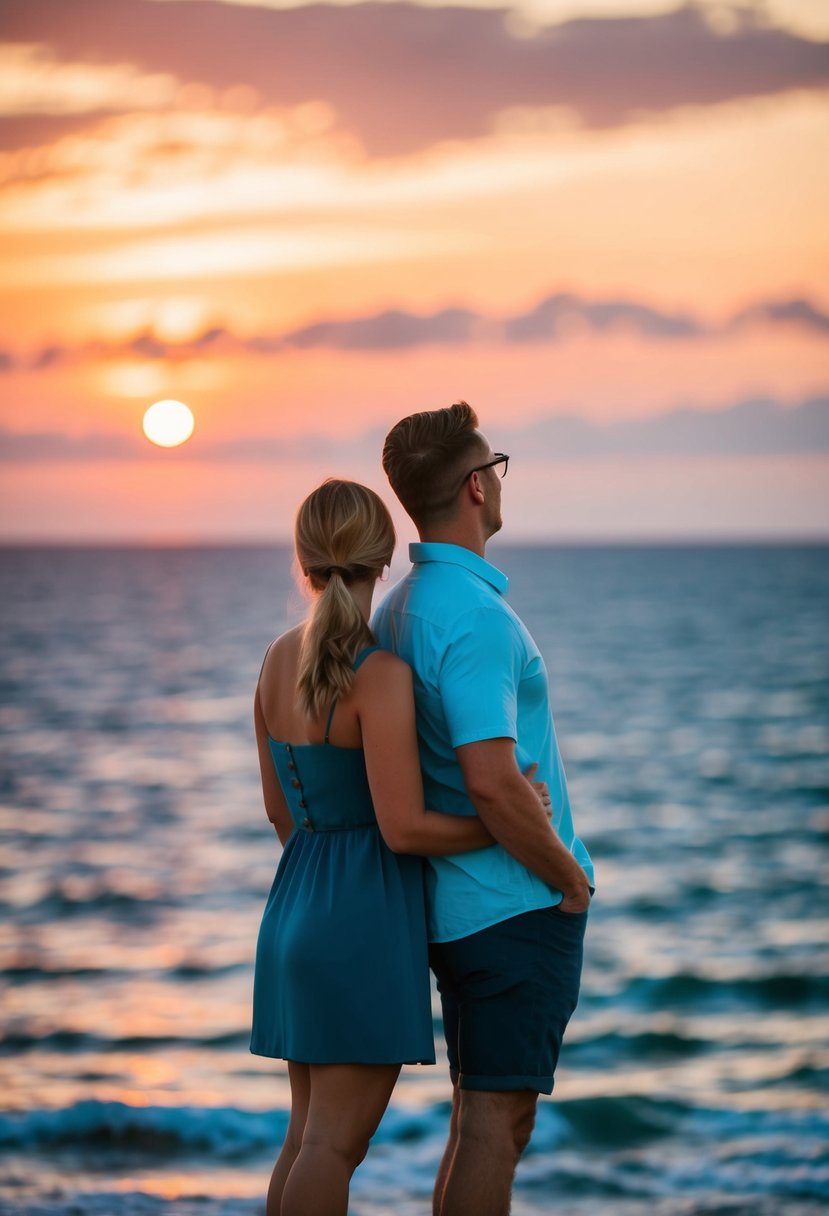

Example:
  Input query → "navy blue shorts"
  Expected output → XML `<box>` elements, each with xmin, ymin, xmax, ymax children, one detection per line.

<box><xmin>429</xmin><ymin>904</ymin><xmax>587</xmax><ymax>1094</ymax></box>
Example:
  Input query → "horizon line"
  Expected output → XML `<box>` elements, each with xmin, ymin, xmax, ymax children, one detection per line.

<box><xmin>2</xmin><ymin>535</ymin><xmax>828</xmax><ymax>550</ymax></box>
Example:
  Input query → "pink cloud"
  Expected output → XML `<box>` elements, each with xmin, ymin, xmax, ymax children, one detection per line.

<box><xmin>2</xmin><ymin>1</ymin><xmax>827</xmax><ymax>154</ymax></box>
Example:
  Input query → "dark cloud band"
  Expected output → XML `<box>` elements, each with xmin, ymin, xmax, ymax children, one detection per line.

<box><xmin>1</xmin><ymin>1</ymin><xmax>827</xmax><ymax>154</ymax></box>
<box><xmin>2</xmin><ymin>291</ymin><xmax>826</xmax><ymax>373</ymax></box>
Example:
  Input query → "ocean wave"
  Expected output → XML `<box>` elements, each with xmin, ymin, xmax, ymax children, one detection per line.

<box><xmin>17</xmin><ymin>886</ymin><xmax>169</xmax><ymax>923</ymax></box>
<box><xmin>1</xmin><ymin>960</ymin><xmax>247</xmax><ymax>986</ymax></box>
<box><xmin>565</xmin><ymin>1027</ymin><xmax>712</xmax><ymax>1063</ymax></box>
<box><xmin>0</xmin><ymin>1101</ymin><xmax>286</xmax><ymax>1159</ymax></box>
<box><xmin>2</xmin><ymin>1199</ymin><xmax>828</xmax><ymax>1216</ymax></box>
<box><xmin>0</xmin><ymin>1029</ymin><xmax>250</xmax><ymax>1056</ymax></box>
<box><xmin>3</xmin><ymin>1095</ymin><xmax>827</xmax><ymax>1163</ymax></box>
<box><xmin>0</xmin><ymin>1200</ymin><xmax>264</xmax><ymax>1216</ymax></box>
<box><xmin>0</xmin><ymin>1098</ymin><xmax>599</xmax><ymax>1158</ymax></box>
<box><xmin>0</xmin><ymin>1198</ymin><xmax>827</xmax><ymax>1216</ymax></box>
<box><xmin>1</xmin><ymin>964</ymin><xmax>113</xmax><ymax>984</ymax></box>
<box><xmin>620</xmin><ymin>971</ymin><xmax>829</xmax><ymax>1010</ymax></box>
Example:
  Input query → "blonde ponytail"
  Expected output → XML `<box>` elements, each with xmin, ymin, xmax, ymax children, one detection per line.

<box><xmin>294</xmin><ymin>481</ymin><xmax>395</xmax><ymax>719</ymax></box>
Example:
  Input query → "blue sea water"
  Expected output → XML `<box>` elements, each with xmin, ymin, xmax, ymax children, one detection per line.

<box><xmin>0</xmin><ymin>543</ymin><xmax>827</xmax><ymax>1216</ymax></box>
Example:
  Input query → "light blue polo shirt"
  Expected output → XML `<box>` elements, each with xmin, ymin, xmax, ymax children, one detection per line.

<box><xmin>372</xmin><ymin>542</ymin><xmax>594</xmax><ymax>943</ymax></box>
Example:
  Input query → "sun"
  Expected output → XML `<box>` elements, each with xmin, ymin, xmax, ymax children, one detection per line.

<box><xmin>143</xmin><ymin>400</ymin><xmax>195</xmax><ymax>448</ymax></box>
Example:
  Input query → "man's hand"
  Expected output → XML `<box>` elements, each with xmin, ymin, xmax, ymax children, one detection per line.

<box><xmin>523</xmin><ymin>761</ymin><xmax>589</xmax><ymax>911</ymax></box>
<box><xmin>458</xmin><ymin>738</ymin><xmax>591</xmax><ymax>902</ymax></box>
<box><xmin>558</xmin><ymin>887</ymin><xmax>591</xmax><ymax>914</ymax></box>
<box><xmin>522</xmin><ymin>761</ymin><xmax>552</xmax><ymax>819</ymax></box>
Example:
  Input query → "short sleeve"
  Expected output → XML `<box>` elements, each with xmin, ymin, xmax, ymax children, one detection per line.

<box><xmin>439</xmin><ymin>606</ymin><xmax>523</xmax><ymax>748</ymax></box>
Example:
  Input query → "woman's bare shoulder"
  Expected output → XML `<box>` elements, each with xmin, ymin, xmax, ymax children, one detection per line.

<box><xmin>258</xmin><ymin>625</ymin><xmax>303</xmax><ymax>682</ymax></box>
<box><xmin>359</xmin><ymin>648</ymin><xmax>413</xmax><ymax>687</ymax></box>
<box><xmin>274</xmin><ymin>623</ymin><xmax>304</xmax><ymax>651</ymax></box>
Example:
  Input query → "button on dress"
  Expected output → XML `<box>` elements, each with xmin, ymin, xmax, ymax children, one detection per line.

<box><xmin>250</xmin><ymin>647</ymin><xmax>436</xmax><ymax>1064</ymax></box>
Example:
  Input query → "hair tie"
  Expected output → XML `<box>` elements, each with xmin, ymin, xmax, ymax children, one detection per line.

<box><xmin>324</xmin><ymin>565</ymin><xmax>350</xmax><ymax>582</ymax></box>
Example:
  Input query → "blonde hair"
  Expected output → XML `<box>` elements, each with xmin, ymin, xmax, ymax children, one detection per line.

<box><xmin>295</xmin><ymin>479</ymin><xmax>396</xmax><ymax>718</ymax></box>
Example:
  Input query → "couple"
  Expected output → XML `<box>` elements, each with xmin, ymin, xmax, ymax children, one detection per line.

<box><xmin>250</xmin><ymin>402</ymin><xmax>594</xmax><ymax>1215</ymax></box>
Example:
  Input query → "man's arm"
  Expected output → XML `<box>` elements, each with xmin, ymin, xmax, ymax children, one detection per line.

<box><xmin>456</xmin><ymin>736</ymin><xmax>591</xmax><ymax>912</ymax></box>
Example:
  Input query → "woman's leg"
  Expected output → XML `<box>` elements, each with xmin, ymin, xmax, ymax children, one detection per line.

<box><xmin>267</xmin><ymin>1061</ymin><xmax>310</xmax><ymax>1216</ymax></box>
<box><xmin>281</xmin><ymin>1062</ymin><xmax>401</xmax><ymax>1216</ymax></box>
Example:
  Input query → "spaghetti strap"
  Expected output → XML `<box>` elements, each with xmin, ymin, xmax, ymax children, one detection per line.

<box><xmin>323</xmin><ymin>697</ymin><xmax>338</xmax><ymax>745</ymax></box>
<box><xmin>323</xmin><ymin>646</ymin><xmax>382</xmax><ymax>744</ymax></box>
<box><xmin>352</xmin><ymin>645</ymin><xmax>382</xmax><ymax>673</ymax></box>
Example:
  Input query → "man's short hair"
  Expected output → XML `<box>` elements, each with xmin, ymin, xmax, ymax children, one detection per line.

<box><xmin>382</xmin><ymin>401</ymin><xmax>486</xmax><ymax>528</ymax></box>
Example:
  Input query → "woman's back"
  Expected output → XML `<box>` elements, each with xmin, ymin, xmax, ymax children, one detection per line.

<box><xmin>263</xmin><ymin>639</ymin><xmax>383</xmax><ymax>834</ymax></box>
<box><xmin>258</xmin><ymin>624</ymin><xmax>366</xmax><ymax>750</ymax></box>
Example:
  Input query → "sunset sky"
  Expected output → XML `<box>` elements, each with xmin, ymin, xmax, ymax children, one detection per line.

<box><xmin>1</xmin><ymin>0</ymin><xmax>827</xmax><ymax>542</ymax></box>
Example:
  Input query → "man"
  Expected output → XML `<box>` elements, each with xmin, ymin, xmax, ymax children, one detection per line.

<box><xmin>373</xmin><ymin>401</ymin><xmax>594</xmax><ymax>1216</ymax></box>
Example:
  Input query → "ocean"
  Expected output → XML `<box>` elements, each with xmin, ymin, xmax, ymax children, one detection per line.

<box><xmin>1</xmin><ymin>543</ymin><xmax>827</xmax><ymax>1215</ymax></box>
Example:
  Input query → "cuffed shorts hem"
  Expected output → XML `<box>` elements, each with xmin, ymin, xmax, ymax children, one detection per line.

<box><xmin>452</xmin><ymin>1068</ymin><xmax>554</xmax><ymax>1094</ymax></box>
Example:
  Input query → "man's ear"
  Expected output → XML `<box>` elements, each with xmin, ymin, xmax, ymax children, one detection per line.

<box><xmin>466</xmin><ymin>471</ymin><xmax>486</xmax><ymax>506</ymax></box>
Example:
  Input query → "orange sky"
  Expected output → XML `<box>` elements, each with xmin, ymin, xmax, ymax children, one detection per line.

<box><xmin>1</xmin><ymin>0</ymin><xmax>827</xmax><ymax>540</ymax></box>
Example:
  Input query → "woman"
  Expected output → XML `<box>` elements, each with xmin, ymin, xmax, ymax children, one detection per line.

<box><xmin>250</xmin><ymin>479</ymin><xmax>549</xmax><ymax>1216</ymax></box>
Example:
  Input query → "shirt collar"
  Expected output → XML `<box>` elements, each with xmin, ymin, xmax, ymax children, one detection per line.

<box><xmin>409</xmin><ymin>542</ymin><xmax>509</xmax><ymax>596</ymax></box>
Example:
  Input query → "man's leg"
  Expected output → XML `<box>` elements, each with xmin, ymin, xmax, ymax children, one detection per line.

<box><xmin>439</xmin><ymin>1089</ymin><xmax>538</xmax><ymax>1216</ymax></box>
<box><xmin>432</xmin><ymin>1073</ymin><xmax>459</xmax><ymax>1216</ymax></box>
<box><xmin>431</xmin><ymin>963</ymin><xmax>462</xmax><ymax>1216</ymax></box>
<box><xmin>431</xmin><ymin>906</ymin><xmax>588</xmax><ymax>1216</ymax></box>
